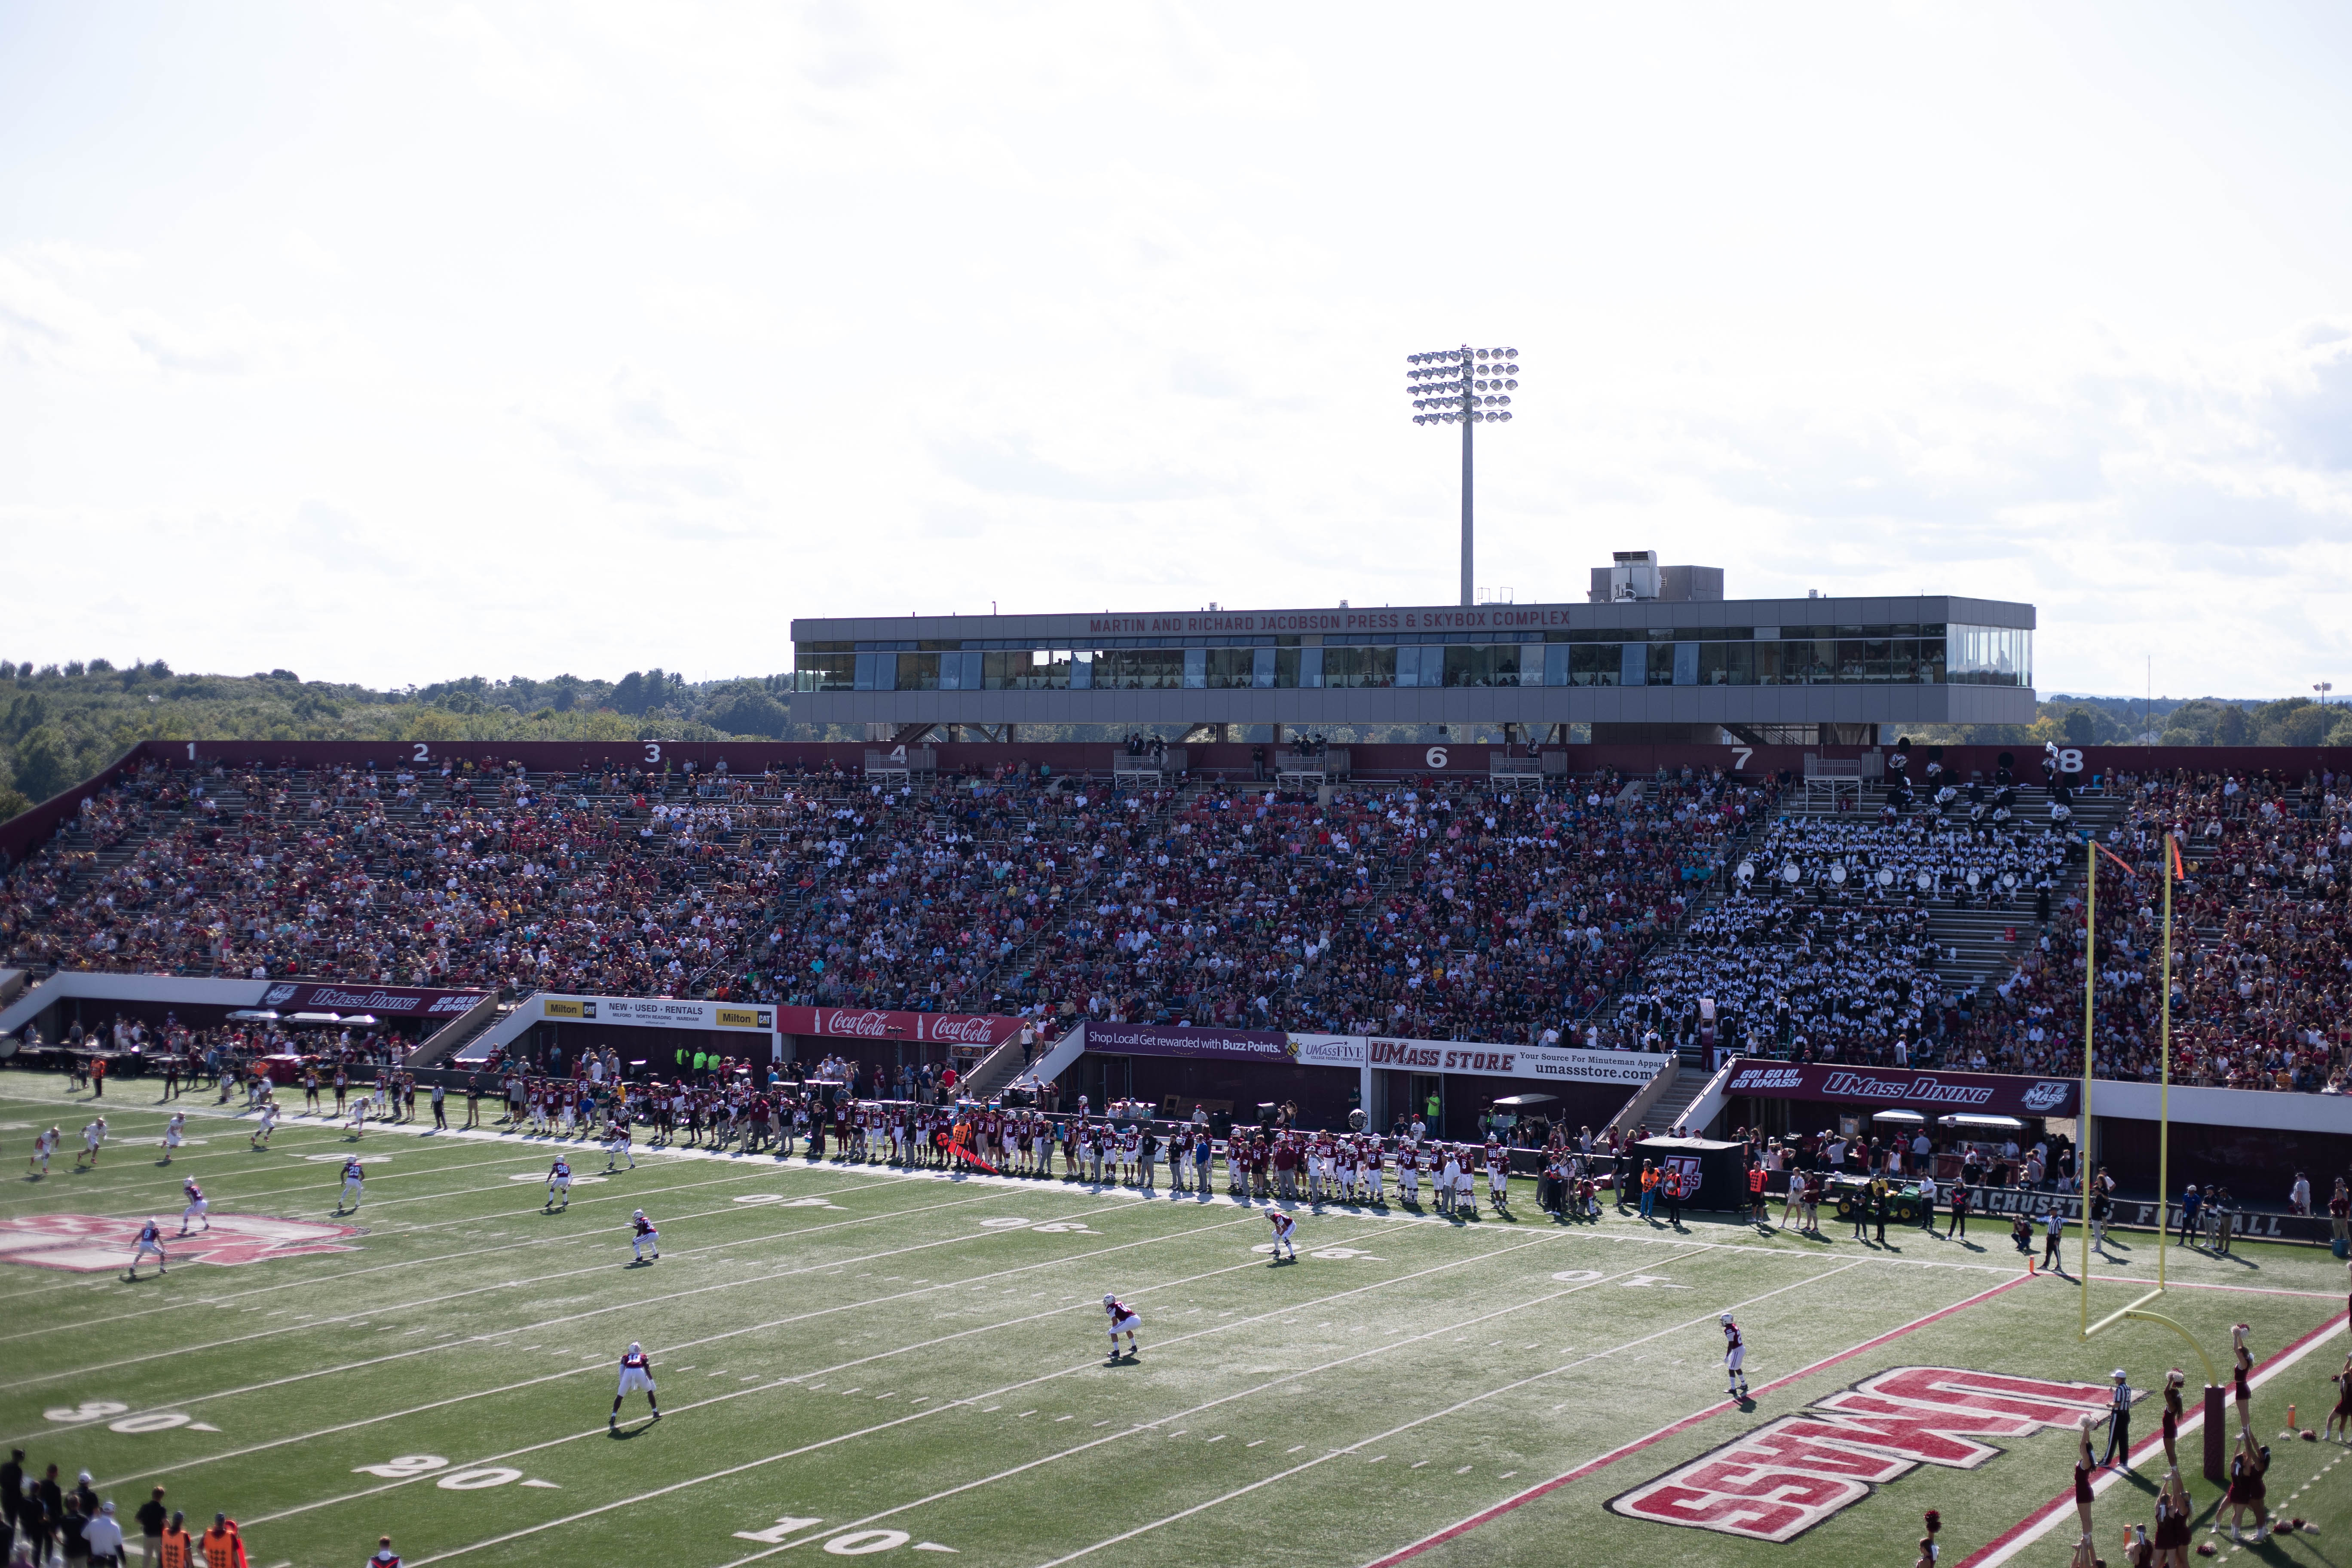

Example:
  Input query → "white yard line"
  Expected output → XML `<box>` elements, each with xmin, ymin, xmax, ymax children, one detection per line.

<box><xmin>1963</xmin><ymin>1308</ymin><xmax>2352</xmax><ymax>1568</ymax></box>
<box><xmin>0</xmin><ymin>1165</ymin><xmax>923</xmax><ymax>1347</ymax></box>
<box><xmin>2</xmin><ymin>1185</ymin><xmax>1088</xmax><ymax>1442</ymax></box>
<box><xmin>1022</xmin><ymin>1260</ymin><xmax>1871</xmax><ymax>1568</ymax></box>
<box><xmin>0</xmin><ymin>1136</ymin><xmax>555</xmax><ymax>1228</ymax></box>
<box><xmin>398</xmin><ymin>1237</ymin><xmax>1700</xmax><ymax>1567</ymax></box>
<box><xmin>217</xmin><ymin>1223</ymin><xmax>1279</xmax><ymax>1513</ymax></box>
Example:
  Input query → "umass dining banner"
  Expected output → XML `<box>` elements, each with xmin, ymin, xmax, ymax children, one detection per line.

<box><xmin>1718</xmin><ymin>1059</ymin><xmax>2080</xmax><ymax>1118</ymax></box>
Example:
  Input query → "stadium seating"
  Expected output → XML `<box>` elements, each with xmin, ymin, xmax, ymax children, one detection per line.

<box><xmin>7</xmin><ymin>756</ymin><xmax>2344</xmax><ymax>1094</ymax></box>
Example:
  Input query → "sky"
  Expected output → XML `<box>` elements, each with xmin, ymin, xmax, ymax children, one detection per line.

<box><xmin>3</xmin><ymin>3</ymin><xmax>2351</xmax><ymax>700</ymax></box>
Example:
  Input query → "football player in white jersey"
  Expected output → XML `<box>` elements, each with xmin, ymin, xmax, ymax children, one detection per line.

<box><xmin>1102</xmin><ymin>1293</ymin><xmax>1142</xmax><ymax>1361</ymax></box>
<box><xmin>1266</xmin><ymin>1208</ymin><xmax>1298</xmax><ymax>1264</ymax></box>
<box><xmin>251</xmin><ymin>1099</ymin><xmax>280</xmax><ymax>1149</ymax></box>
<box><xmin>347</xmin><ymin>1088</ymin><xmax>370</xmax><ymax>1136</ymax></box>
<box><xmin>611</xmin><ymin>1341</ymin><xmax>661</xmax><ymax>1430</ymax></box>
<box><xmin>161</xmin><ymin>1111</ymin><xmax>188</xmax><ymax>1161</ymax></box>
<box><xmin>126</xmin><ymin>1219</ymin><xmax>168</xmax><ymax>1280</ymax></box>
<box><xmin>546</xmin><ymin>1156</ymin><xmax>573</xmax><ymax>1211</ymax></box>
<box><xmin>337</xmin><ymin>1156</ymin><xmax>366</xmax><ymax>1213</ymax></box>
<box><xmin>1486</xmin><ymin>1141</ymin><xmax>1510</xmax><ymax>1210</ymax></box>
<box><xmin>75</xmin><ymin>1117</ymin><xmax>108</xmax><ymax>1170</ymax></box>
<box><xmin>604</xmin><ymin>1120</ymin><xmax>635</xmax><ymax>1173</ymax></box>
<box><xmin>1721</xmin><ymin>1312</ymin><xmax>1750</xmax><ymax>1401</ymax></box>
<box><xmin>631</xmin><ymin>1208</ymin><xmax>659</xmax><ymax>1263</ymax></box>
<box><xmin>179</xmin><ymin>1178</ymin><xmax>211</xmax><ymax>1235</ymax></box>
<box><xmin>28</xmin><ymin>1125</ymin><xmax>59</xmax><ymax>1177</ymax></box>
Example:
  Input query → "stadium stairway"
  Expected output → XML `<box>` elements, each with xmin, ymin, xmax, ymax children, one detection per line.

<box><xmin>1637</xmin><ymin>1061</ymin><xmax>1709</xmax><ymax>1134</ymax></box>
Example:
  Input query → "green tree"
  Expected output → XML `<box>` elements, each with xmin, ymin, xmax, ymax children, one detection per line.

<box><xmin>707</xmin><ymin>691</ymin><xmax>789</xmax><ymax>737</ymax></box>
<box><xmin>12</xmin><ymin>725</ymin><xmax>77</xmax><ymax>802</ymax></box>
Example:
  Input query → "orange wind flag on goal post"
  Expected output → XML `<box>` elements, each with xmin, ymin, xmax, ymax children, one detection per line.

<box><xmin>2094</xmin><ymin>842</ymin><xmax>2138</xmax><ymax>878</ymax></box>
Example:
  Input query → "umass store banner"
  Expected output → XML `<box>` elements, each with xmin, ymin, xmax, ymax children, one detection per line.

<box><xmin>1079</xmin><ymin>1025</ymin><xmax>1674</xmax><ymax>1083</ymax></box>
<box><xmin>1364</xmin><ymin>1038</ymin><xmax>1674</xmax><ymax>1085</ymax></box>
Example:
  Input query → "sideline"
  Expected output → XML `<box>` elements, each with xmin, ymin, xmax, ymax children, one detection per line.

<box><xmin>1958</xmin><ymin>1308</ymin><xmax>2352</xmax><ymax>1568</ymax></box>
<box><xmin>1358</xmin><ymin>1270</ymin><xmax>2034</xmax><ymax>1566</ymax></box>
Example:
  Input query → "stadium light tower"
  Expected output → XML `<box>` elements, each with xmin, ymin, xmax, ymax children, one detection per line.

<box><xmin>1406</xmin><ymin>343</ymin><xmax>1519</xmax><ymax>606</ymax></box>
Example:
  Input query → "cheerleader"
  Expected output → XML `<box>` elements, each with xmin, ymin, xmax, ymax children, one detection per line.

<box><xmin>2231</xmin><ymin>1323</ymin><xmax>2254</xmax><ymax>1416</ymax></box>
<box><xmin>2073</xmin><ymin>1414</ymin><xmax>2099</xmax><ymax>1546</ymax></box>
<box><xmin>2152</xmin><ymin>1469</ymin><xmax>2192</xmax><ymax>1568</ymax></box>
<box><xmin>2324</xmin><ymin>1350</ymin><xmax>2352</xmax><ymax>1444</ymax></box>
<box><xmin>2160</xmin><ymin>1370</ymin><xmax>2185</xmax><ymax>1467</ymax></box>
<box><xmin>2216</xmin><ymin>1422</ymin><xmax>2270</xmax><ymax>1543</ymax></box>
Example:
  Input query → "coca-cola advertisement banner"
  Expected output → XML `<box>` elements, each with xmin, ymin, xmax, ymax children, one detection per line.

<box><xmin>1719</xmin><ymin>1058</ymin><xmax>2080</xmax><ymax>1119</ymax></box>
<box><xmin>776</xmin><ymin>1007</ymin><xmax>1024</xmax><ymax>1048</ymax></box>
<box><xmin>258</xmin><ymin>982</ymin><xmax>487</xmax><ymax>1020</ymax></box>
<box><xmin>1082</xmin><ymin>1022</ymin><xmax>1295</xmax><ymax>1063</ymax></box>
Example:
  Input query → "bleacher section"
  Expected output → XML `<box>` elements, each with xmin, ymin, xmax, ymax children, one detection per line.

<box><xmin>6</xmin><ymin>753</ymin><xmax>2344</xmax><ymax>1097</ymax></box>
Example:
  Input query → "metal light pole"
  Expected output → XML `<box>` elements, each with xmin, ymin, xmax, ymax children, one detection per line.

<box><xmin>1407</xmin><ymin>344</ymin><xmax>1519</xmax><ymax>606</ymax></box>
<box><xmin>2315</xmin><ymin>681</ymin><xmax>2333</xmax><ymax>709</ymax></box>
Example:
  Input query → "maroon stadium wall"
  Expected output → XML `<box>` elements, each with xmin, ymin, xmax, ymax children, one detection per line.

<box><xmin>5</xmin><ymin>738</ymin><xmax>2349</xmax><ymax>873</ymax></box>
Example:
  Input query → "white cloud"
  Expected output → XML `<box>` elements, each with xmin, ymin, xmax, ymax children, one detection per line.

<box><xmin>1</xmin><ymin>2</ymin><xmax>2351</xmax><ymax>696</ymax></box>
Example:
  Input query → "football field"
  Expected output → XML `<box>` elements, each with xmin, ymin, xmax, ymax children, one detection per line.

<box><xmin>2</xmin><ymin>1076</ymin><xmax>2345</xmax><ymax>1568</ymax></box>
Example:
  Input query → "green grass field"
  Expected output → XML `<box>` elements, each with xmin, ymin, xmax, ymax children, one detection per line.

<box><xmin>0</xmin><ymin>1074</ymin><xmax>2344</xmax><ymax>1568</ymax></box>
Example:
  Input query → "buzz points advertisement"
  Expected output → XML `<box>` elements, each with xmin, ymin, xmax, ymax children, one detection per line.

<box><xmin>537</xmin><ymin>995</ymin><xmax>776</xmax><ymax>1034</ymax></box>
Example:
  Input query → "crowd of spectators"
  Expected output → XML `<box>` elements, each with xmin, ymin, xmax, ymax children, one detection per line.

<box><xmin>16</xmin><ymin>752</ymin><xmax>2345</xmax><ymax>1092</ymax></box>
<box><xmin>0</xmin><ymin>758</ymin><xmax>802</xmax><ymax>1001</ymax></box>
<box><xmin>1610</xmin><ymin>787</ymin><xmax>2082</xmax><ymax>1064</ymax></box>
<box><xmin>1617</xmin><ymin>891</ymin><xmax>1943</xmax><ymax>1060</ymax></box>
<box><xmin>989</xmin><ymin>767</ymin><xmax>1764</xmax><ymax>1041</ymax></box>
<box><xmin>1960</xmin><ymin>768</ymin><xmax>2352</xmax><ymax>1093</ymax></box>
<box><xmin>3</xmin><ymin>756</ymin><xmax>1766</xmax><ymax>1051</ymax></box>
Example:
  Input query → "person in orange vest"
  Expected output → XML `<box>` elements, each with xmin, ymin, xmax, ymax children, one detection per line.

<box><xmin>1748</xmin><ymin>1161</ymin><xmax>1770</xmax><ymax>1226</ymax></box>
<box><xmin>201</xmin><ymin>1511</ymin><xmax>248</xmax><ymax>1568</ymax></box>
<box><xmin>1638</xmin><ymin>1161</ymin><xmax>1659</xmax><ymax>1221</ymax></box>
<box><xmin>155</xmin><ymin>1511</ymin><xmax>194</xmax><ymax>1568</ymax></box>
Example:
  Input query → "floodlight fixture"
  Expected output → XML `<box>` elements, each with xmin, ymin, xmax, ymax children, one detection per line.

<box><xmin>1405</xmin><ymin>342</ymin><xmax>1521</xmax><ymax>606</ymax></box>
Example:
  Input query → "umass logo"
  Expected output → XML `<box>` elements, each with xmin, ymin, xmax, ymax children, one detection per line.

<box><xmin>0</xmin><ymin>1214</ymin><xmax>361</xmax><ymax>1272</ymax></box>
<box><xmin>1609</xmin><ymin>1368</ymin><xmax>2127</xmax><ymax>1542</ymax></box>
